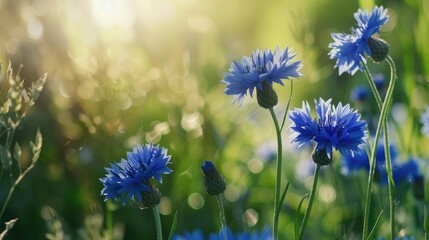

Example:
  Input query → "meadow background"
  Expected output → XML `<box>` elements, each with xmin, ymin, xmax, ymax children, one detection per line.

<box><xmin>0</xmin><ymin>0</ymin><xmax>428</xmax><ymax>239</ymax></box>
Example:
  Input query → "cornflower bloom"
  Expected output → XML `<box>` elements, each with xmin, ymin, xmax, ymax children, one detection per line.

<box><xmin>329</xmin><ymin>6</ymin><xmax>389</xmax><ymax>75</ymax></box>
<box><xmin>289</xmin><ymin>98</ymin><xmax>367</xmax><ymax>165</ymax></box>
<box><xmin>342</xmin><ymin>144</ymin><xmax>422</xmax><ymax>185</ymax></box>
<box><xmin>100</xmin><ymin>144</ymin><xmax>172</xmax><ymax>206</ymax></box>
<box><xmin>222</xmin><ymin>47</ymin><xmax>302</xmax><ymax>108</ymax></box>
<box><xmin>341</xmin><ymin>142</ymin><xmax>398</xmax><ymax>175</ymax></box>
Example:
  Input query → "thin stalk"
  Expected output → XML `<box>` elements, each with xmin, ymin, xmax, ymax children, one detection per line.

<box><xmin>0</xmin><ymin>156</ymin><xmax>36</xmax><ymax>221</ymax></box>
<box><xmin>151</xmin><ymin>205</ymin><xmax>163</xmax><ymax>240</ymax></box>
<box><xmin>106</xmin><ymin>204</ymin><xmax>113</xmax><ymax>239</ymax></box>
<box><xmin>384</xmin><ymin>56</ymin><xmax>398</xmax><ymax>240</ymax></box>
<box><xmin>269</xmin><ymin>107</ymin><xmax>283</xmax><ymax>240</ymax></box>
<box><xmin>425</xmin><ymin>202</ymin><xmax>428</xmax><ymax>240</ymax></box>
<box><xmin>280</xmin><ymin>80</ymin><xmax>294</xmax><ymax>131</ymax></box>
<box><xmin>298</xmin><ymin>164</ymin><xmax>321</xmax><ymax>240</ymax></box>
<box><xmin>362</xmin><ymin>56</ymin><xmax>397</xmax><ymax>239</ymax></box>
<box><xmin>216</xmin><ymin>194</ymin><xmax>228</xmax><ymax>240</ymax></box>
<box><xmin>363</xmin><ymin>64</ymin><xmax>382</xmax><ymax>110</ymax></box>
<box><xmin>384</xmin><ymin>122</ymin><xmax>395</xmax><ymax>240</ymax></box>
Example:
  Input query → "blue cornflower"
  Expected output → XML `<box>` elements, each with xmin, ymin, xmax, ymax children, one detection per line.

<box><xmin>289</xmin><ymin>98</ymin><xmax>367</xmax><ymax>161</ymax></box>
<box><xmin>329</xmin><ymin>6</ymin><xmax>389</xmax><ymax>75</ymax></box>
<box><xmin>420</xmin><ymin>106</ymin><xmax>429</xmax><ymax>137</ymax></box>
<box><xmin>385</xmin><ymin>157</ymin><xmax>421</xmax><ymax>185</ymax></box>
<box><xmin>100</xmin><ymin>144</ymin><xmax>172</xmax><ymax>205</ymax></box>
<box><xmin>341</xmin><ymin>142</ymin><xmax>398</xmax><ymax>175</ymax></box>
<box><xmin>350</xmin><ymin>85</ymin><xmax>370</xmax><ymax>103</ymax></box>
<box><xmin>222</xmin><ymin>47</ymin><xmax>302</xmax><ymax>107</ymax></box>
<box><xmin>173</xmin><ymin>227</ymin><xmax>272</xmax><ymax>240</ymax></box>
<box><xmin>341</xmin><ymin>143</ymin><xmax>422</xmax><ymax>185</ymax></box>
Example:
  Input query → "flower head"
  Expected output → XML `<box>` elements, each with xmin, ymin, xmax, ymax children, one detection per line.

<box><xmin>100</xmin><ymin>144</ymin><xmax>172</xmax><ymax>205</ymax></box>
<box><xmin>289</xmin><ymin>98</ymin><xmax>367</xmax><ymax>160</ymax></box>
<box><xmin>420</xmin><ymin>106</ymin><xmax>429</xmax><ymax>137</ymax></box>
<box><xmin>222</xmin><ymin>47</ymin><xmax>302</xmax><ymax>107</ymax></box>
<box><xmin>329</xmin><ymin>6</ymin><xmax>389</xmax><ymax>75</ymax></box>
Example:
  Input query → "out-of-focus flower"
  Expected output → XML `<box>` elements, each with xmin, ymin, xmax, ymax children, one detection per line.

<box><xmin>100</xmin><ymin>144</ymin><xmax>172</xmax><ymax>206</ymax></box>
<box><xmin>341</xmin><ymin>143</ymin><xmax>422</xmax><ymax>185</ymax></box>
<box><xmin>420</xmin><ymin>106</ymin><xmax>429</xmax><ymax>137</ymax></box>
<box><xmin>222</xmin><ymin>47</ymin><xmax>302</xmax><ymax>107</ymax></box>
<box><xmin>256</xmin><ymin>141</ymin><xmax>277</xmax><ymax>164</ymax></box>
<box><xmin>173</xmin><ymin>229</ymin><xmax>205</xmax><ymax>240</ymax></box>
<box><xmin>289</xmin><ymin>98</ymin><xmax>367</xmax><ymax>163</ymax></box>
<box><xmin>173</xmin><ymin>227</ymin><xmax>272</xmax><ymax>240</ymax></box>
<box><xmin>351</xmin><ymin>85</ymin><xmax>370</xmax><ymax>103</ymax></box>
<box><xmin>373</xmin><ymin>73</ymin><xmax>386</xmax><ymax>91</ymax></box>
<box><xmin>384</xmin><ymin>157</ymin><xmax>421</xmax><ymax>185</ymax></box>
<box><xmin>329</xmin><ymin>6</ymin><xmax>389</xmax><ymax>75</ymax></box>
<box><xmin>202</xmin><ymin>160</ymin><xmax>226</xmax><ymax>196</ymax></box>
<box><xmin>341</xmin><ymin>142</ymin><xmax>398</xmax><ymax>175</ymax></box>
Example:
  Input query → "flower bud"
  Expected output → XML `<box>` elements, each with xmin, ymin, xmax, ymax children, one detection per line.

<box><xmin>312</xmin><ymin>148</ymin><xmax>332</xmax><ymax>166</ymax></box>
<box><xmin>368</xmin><ymin>37</ymin><xmax>390</xmax><ymax>63</ymax></box>
<box><xmin>202</xmin><ymin>160</ymin><xmax>226</xmax><ymax>196</ymax></box>
<box><xmin>257</xmin><ymin>81</ymin><xmax>278</xmax><ymax>109</ymax></box>
<box><xmin>139</xmin><ymin>182</ymin><xmax>162</xmax><ymax>208</ymax></box>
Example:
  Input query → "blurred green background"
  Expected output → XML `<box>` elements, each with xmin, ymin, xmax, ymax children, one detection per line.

<box><xmin>0</xmin><ymin>0</ymin><xmax>428</xmax><ymax>239</ymax></box>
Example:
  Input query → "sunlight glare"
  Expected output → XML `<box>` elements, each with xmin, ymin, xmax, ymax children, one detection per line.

<box><xmin>92</xmin><ymin>0</ymin><xmax>135</xmax><ymax>28</ymax></box>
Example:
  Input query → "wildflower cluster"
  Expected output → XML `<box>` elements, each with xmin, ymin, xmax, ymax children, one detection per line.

<box><xmin>95</xmin><ymin>4</ymin><xmax>428</xmax><ymax>240</ymax></box>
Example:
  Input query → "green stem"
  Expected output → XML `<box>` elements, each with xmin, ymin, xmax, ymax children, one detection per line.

<box><xmin>151</xmin><ymin>205</ymin><xmax>162</xmax><ymax>240</ymax></box>
<box><xmin>0</xmin><ymin>184</ymin><xmax>16</xmax><ymax>222</ymax></box>
<box><xmin>383</xmin><ymin>123</ymin><xmax>395</xmax><ymax>240</ymax></box>
<box><xmin>106</xmin><ymin>203</ymin><xmax>113</xmax><ymax>239</ymax></box>
<box><xmin>425</xmin><ymin>202</ymin><xmax>429</xmax><ymax>240</ymax></box>
<box><xmin>216</xmin><ymin>194</ymin><xmax>228</xmax><ymax>240</ymax></box>
<box><xmin>280</xmin><ymin>80</ymin><xmax>294</xmax><ymax>131</ymax></box>
<box><xmin>298</xmin><ymin>164</ymin><xmax>321</xmax><ymax>240</ymax></box>
<box><xmin>269</xmin><ymin>107</ymin><xmax>283</xmax><ymax>240</ymax></box>
<box><xmin>363</xmin><ymin>63</ymin><xmax>383</xmax><ymax>110</ymax></box>
<box><xmin>384</xmin><ymin>56</ymin><xmax>397</xmax><ymax>240</ymax></box>
<box><xmin>362</xmin><ymin>56</ymin><xmax>397</xmax><ymax>240</ymax></box>
<box><xmin>0</xmin><ymin>157</ymin><xmax>36</xmax><ymax>221</ymax></box>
